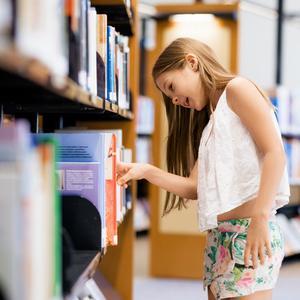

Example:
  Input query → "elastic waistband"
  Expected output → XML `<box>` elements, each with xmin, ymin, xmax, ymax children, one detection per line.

<box><xmin>215</xmin><ymin>216</ymin><xmax>277</xmax><ymax>233</ymax></box>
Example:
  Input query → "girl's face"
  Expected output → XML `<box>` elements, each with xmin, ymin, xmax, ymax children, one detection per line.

<box><xmin>155</xmin><ymin>55</ymin><xmax>207</xmax><ymax>111</ymax></box>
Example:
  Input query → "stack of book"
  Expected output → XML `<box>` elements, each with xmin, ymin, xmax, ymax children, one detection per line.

<box><xmin>37</xmin><ymin>130</ymin><xmax>132</xmax><ymax>250</ymax></box>
<box><xmin>0</xmin><ymin>0</ymin><xmax>131</xmax><ymax>109</ymax></box>
<box><xmin>0</xmin><ymin>121</ymin><xmax>61</xmax><ymax>300</ymax></box>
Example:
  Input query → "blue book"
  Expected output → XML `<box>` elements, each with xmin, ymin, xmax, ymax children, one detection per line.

<box><xmin>107</xmin><ymin>26</ymin><xmax>117</xmax><ymax>102</ymax></box>
<box><xmin>35</xmin><ymin>133</ymin><xmax>106</xmax><ymax>249</ymax></box>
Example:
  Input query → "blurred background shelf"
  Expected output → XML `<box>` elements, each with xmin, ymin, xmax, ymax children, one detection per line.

<box><xmin>92</xmin><ymin>0</ymin><xmax>134</xmax><ymax>36</ymax></box>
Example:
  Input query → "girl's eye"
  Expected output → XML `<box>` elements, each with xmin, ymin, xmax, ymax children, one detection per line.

<box><xmin>169</xmin><ymin>84</ymin><xmax>174</xmax><ymax>92</ymax></box>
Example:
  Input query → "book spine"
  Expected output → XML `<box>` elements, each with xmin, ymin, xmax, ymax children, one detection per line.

<box><xmin>107</xmin><ymin>26</ymin><xmax>116</xmax><ymax>102</ymax></box>
<box><xmin>97</xmin><ymin>14</ymin><xmax>107</xmax><ymax>100</ymax></box>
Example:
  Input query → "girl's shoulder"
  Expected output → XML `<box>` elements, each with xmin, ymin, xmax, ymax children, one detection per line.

<box><xmin>225</xmin><ymin>76</ymin><xmax>266</xmax><ymax>115</ymax></box>
<box><xmin>225</xmin><ymin>76</ymin><xmax>256</xmax><ymax>98</ymax></box>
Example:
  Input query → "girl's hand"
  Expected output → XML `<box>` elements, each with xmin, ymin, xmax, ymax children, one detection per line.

<box><xmin>116</xmin><ymin>162</ymin><xmax>149</xmax><ymax>188</ymax></box>
<box><xmin>244</xmin><ymin>216</ymin><xmax>273</xmax><ymax>268</ymax></box>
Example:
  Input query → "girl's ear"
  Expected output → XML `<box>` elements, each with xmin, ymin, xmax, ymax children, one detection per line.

<box><xmin>185</xmin><ymin>54</ymin><xmax>198</xmax><ymax>72</ymax></box>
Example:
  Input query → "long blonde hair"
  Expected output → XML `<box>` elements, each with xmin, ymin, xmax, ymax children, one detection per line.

<box><xmin>152</xmin><ymin>37</ymin><xmax>272</xmax><ymax>217</ymax></box>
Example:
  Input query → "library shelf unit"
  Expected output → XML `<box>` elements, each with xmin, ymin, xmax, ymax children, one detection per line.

<box><xmin>0</xmin><ymin>0</ymin><xmax>139</xmax><ymax>299</ymax></box>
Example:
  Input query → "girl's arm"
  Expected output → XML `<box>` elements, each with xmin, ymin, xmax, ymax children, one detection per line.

<box><xmin>227</xmin><ymin>77</ymin><xmax>286</xmax><ymax>218</ymax></box>
<box><xmin>117</xmin><ymin>160</ymin><xmax>198</xmax><ymax>200</ymax></box>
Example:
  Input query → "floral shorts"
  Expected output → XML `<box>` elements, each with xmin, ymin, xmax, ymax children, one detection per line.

<box><xmin>203</xmin><ymin>218</ymin><xmax>284</xmax><ymax>299</ymax></box>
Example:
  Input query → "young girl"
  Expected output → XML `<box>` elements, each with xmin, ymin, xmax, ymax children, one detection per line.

<box><xmin>117</xmin><ymin>38</ymin><xmax>290</xmax><ymax>300</ymax></box>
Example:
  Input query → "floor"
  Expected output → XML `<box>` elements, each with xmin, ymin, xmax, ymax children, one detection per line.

<box><xmin>134</xmin><ymin>236</ymin><xmax>300</xmax><ymax>300</ymax></box>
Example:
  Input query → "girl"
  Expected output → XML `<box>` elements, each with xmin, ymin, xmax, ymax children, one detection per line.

<box><xmin>117</xmin><ymin>38</ymin><xmax>290</xmax><ymax>300</ymax></box>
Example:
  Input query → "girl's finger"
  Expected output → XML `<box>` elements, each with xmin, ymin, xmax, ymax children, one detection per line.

<box><xmin>251</xmin><ymin>247</ymin><xmax>258</xmax><ymax>269</ymax></box>
<box><xmin>244</xmin><ymin>244</ymin><xmax>251</xmax><ymax>267</ymax></box>
<box><xmin>118</xmin><ymin>173</ymin><xmax>131</xmax><ymax>186</ymax></box>
<box><xmin>258</xmin><ymin>245</ymin><xmax>265</xmax><ymax>265</ymax></box>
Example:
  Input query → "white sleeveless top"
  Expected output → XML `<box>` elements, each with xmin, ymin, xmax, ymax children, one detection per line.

<box><xmin>197</xmin><ymin>88</ymin><xmax>290</xmax><ymax>232</ymax></box>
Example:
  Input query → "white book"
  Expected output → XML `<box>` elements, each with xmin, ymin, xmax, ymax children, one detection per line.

<box><xmin>0</xmin><ymin>162</ymin><xmax>23</xmax><ymax>300</ymax></box>
<box><xmin>16</xmin><ymin>0</ymin><xmax>67</xmax><ymax>76</ymax></box>
<box><xmin>276</xmin><ymin>86</ymin><xmax>290</xmax><ymax>134</ymax></box>
<box><xmin>88</xmin><ymin>7</ymin><xmax>97</xmax><ymax>96</ymax></box>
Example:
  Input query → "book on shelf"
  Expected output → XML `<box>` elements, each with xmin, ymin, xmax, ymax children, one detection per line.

<box><xmin>0</xmin><ymin>121</ymin><xmax>62</xmax><ymax>300</ymax></box>
<box><xmin>107</xmin><ymin>25</ymin><xmax>117</xmax><ymax>103</ymax></box>
<box><xmin>97</xmin><ymin>14</ymin><xmax>107</xmax><ymax>100</ymax></box>
<box><xmin>276</xmin><ymin>213</ymin><xmax>300</xmax><ymax>257</ymax></box>
<box><xmin>55</xmin><ymin>128</ymin><xmax>131</xmax><ymax>222</ymax></box>
<box><xmin>283</xmin><ymin>138</ymin><xmax>300</xmax><ymax>183</ymax></box>
<box><xmin>43</xmin><ymin>131</ymin><xmax>128</xmax><ymax>247</ymax></box>
<box><xmin>15</xmin><ymin>0</ymin><xmax>68</xmax><ymax>76</ymax></box>
<box><xmin>137</xmin><ymin>95</ymin><xmax>154</xmax><ymax>135</ymax></box>
<box><xmin>0</xmin><ymin>0</ymin><xmax>13</xmax><ymax>49</ymax></box>
<box><xmin>122</xmin><ymin>148</ymin><xmax>133</xmax><ymax>210</ymax></box>
<box><xmin>66</xmin><ymin>0</ymin><xmax>81</xmax><ymax>84</ymax></box>
<box><xmin>78</xmin><ymin>0</ymin><xmax>89</xmax><ymax>90</ymax></box>
<box><xmin>0</xmin><ymin>0</ymin><xmax>132</xmax><ymax>111</ymax></box>
<box><xmin>104</xmin><ymin>132</ymin><xmax>118</xmax><ymax>246</ymax></box>
<box><xmin>136</xmin><ymin>137</ymin><xmax>152</xmax><ymax>164</ymax></box>
<box><xmin>88</xmin><ymin>6</ymin><xmax>97</xmax><ymax>96</ymax></box>
<box><xmin>274</xmin><ymin>86</ymin><xmax>300</xmax><ymax>135</ymax></box>
<box><xmin>39</xmin><ymin>132</ymin><xmax>107</xmax><ymax>249</ymax></box>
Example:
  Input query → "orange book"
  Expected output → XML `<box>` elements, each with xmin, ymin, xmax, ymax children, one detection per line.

<box><xmin>105</xmin><ymin>133</ymin><xmax>117</xmax><ymax>246</ymax></box>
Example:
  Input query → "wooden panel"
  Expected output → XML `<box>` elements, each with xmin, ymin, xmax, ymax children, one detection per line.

<box><xmin>156</xmin><ymin>2</ymin><xmax>239</xmax><ymax>16</ymax></box>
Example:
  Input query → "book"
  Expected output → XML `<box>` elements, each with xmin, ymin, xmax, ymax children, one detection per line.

<box><xmin>0</xmin><ymin>122</ymin><xmax>62</xmax><ymax>300</ymax></box>
<box><xmin>103</xmin><ymin>132</ymin><xmax>117</xmax><ymax>245</ymax></box>
<box><xmin>15</xmin><ymin>0</ymin><xmax>67</xmax><ymax>76</ymax></box>
<box><xmin>97</xmin><ymin>14</ymin><xmax>107</xmax><ymax>100</ymax></box>
<box><xmin>53</xmin><ymin>132</ymin><xmax>107</xmax><ymax>249</ymax></box>
<box><xmin>122</xmin><ymin>148</ymin><xmax>133</xmax><ymax>210</ymax></box>
<box><xmin>137</xmin><ymin>96</ymin><xmax>155</xmax><ymax>134</ymax></box>
<box><xmin>107</xmin><ymin>26</ymin><xmax>117</xmax><ymax>102</ymax></box>
<box><xmin>65</xmin><ymin>0</ymin><xmax>81</xmax><ymax>84</ymax></box>
<box><xmin>0</xmin><ymin>0</ymin><xmax>13</xmax><ymax>49</ymax></box>
<box><xmin>78</xmin><ymin>0</ymin><xmax>89</xmax><ymax>89</ymax></box>
<box><xmin>87</xmin><ymin>6</ymin><xmax>97</xmax><ymax>96</ymax></box>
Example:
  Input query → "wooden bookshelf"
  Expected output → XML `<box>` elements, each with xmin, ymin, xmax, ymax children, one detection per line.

<box><xmin>144</xmin><ymin>3</ymin><xmax>240</xmax><ymax>280</ymax></box>
<box><xmin>0</xmin><ymin>0</ymin><xmax>139</xmax><ymax>299</ymax></box>
<box><xmin>0</xmin><ymin>49</ymin><xmax>134</xmax><ymax>120</ymax></box>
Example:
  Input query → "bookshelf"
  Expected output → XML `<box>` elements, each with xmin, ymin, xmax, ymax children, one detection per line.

<box><xmin>0</xmin><ymin>0</ymin><xmax>138</xmax><ymax>300</ymax></box>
